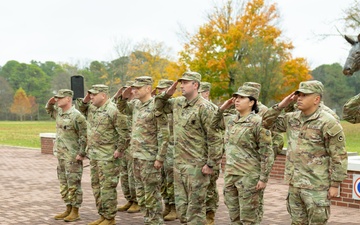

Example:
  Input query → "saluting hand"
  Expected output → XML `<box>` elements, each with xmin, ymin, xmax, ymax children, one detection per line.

<box><xmin>165</xmin><ymin>81</ymin><xmax>179</xmax><ymax>96</ymax></box>
<box><xmin>47</xmin><ymin>97</ymin><xmax>56</xmax><ymax>105</ymax></box>
<box><xmin>113</xmin><ymin>87</ymin><xmax>125</xmax><ymax>100</ymax></box>
<box><xmin>220</xmin><ymin>97</ymin><xmax>235</xmax><ymax>111</ymax></box>
<box><xmin>83</xmin><ymin>93</ymin><xmax>91</xmax><ymax>103</ymax></box>
<box><xmin>122</xmin><ymin>87</ymin><xmax>132</xmax><ymax>99</ymax></box>
<box><xmin>278</xmin><ymin>91</ymin><xmax>297</xmax><ymax>109</ymax></box>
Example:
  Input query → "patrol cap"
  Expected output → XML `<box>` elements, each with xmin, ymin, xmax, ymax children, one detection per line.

<box><xmin>243</xmin><ymin>82</ymin><xmax>261</xmax><ymax>92</ymax></box>
<box><xmin>156</xmin><ymin>79</ymin><xmax>174</xmax><ymax>89</ymax></box>
<box><xmin>54</xmin><ymin>89</ymin><xmax>73</xmax><ymax>98</ymax></box>
<box><xmin>295</xmin><ymin>80</ymin><xmax>323</xmax><ymax>95</ymax></box>
<box><xmin>88</xmin><ymin>84</ymin><xmax>109</xmax><ymax>94</ymax></box>
<box><xmin>232</xmin><ymin>85</ymin><xmax>259</xmax><ymax>100</ymax></box>
<box><xmin>178</xmin><ymin>72</ymin><xmax>201</xmax><ymax>83</ymax></box>
<box><xmin>124</xmin><ymin>81</ymin><xmax>134</xmax><ymax>88</ymax></box>
<box><xmin>199</xmin><ymin>82</ymin><xmax>211</xmax><ymax>93</ymax></box>
<box><xmin>132</xmin><ymin>76</ymin><xmax>153</xmax><ymax>87</ymax></box>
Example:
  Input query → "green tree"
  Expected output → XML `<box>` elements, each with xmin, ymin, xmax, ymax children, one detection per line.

<box><xmin>10</xmin><ymin>88</ymin><xmax>32</xmax><ymax>121</ymax></box>
<box><xmin>0</xmin><ymin>77</ymin><xmax>14</xmax><ymax>120</ymax></box>
<box><xmin>343</xmin><ymin>0</ymin><xmax>360</xmax><ymax>31</ymax></box>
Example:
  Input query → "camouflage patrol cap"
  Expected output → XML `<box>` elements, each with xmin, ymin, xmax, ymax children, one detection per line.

<box><xmin>88</xmin><ymin>84</ymin><xmax>109</xmax><ymax>94</ymax></box>
<box><xmin>124</xmin><ymin>81</ymin><xmax>134</xmax><ymax>88</ymax></box>
<box><xmin>199</xmin><ymin>82</ymin><xmax>211</xmax><ymax>93</ymax></box>
<box><xmin>132</xmin><ymin>76</ymin><xmax>153</xmax><ymax>87</ymax></box>
<box><xmin>156</xmin><ymin>79</ymin><xmax>174</xmax><ymax>89</ymax></box>
<box><xmin>243</xmin><ymin>82</ymin><xmax>261</xmax><ymax>92</ymax></box>
<box><xmin>232</xmin><ymin>85</ymin><xmax>259</xmax><ymax>100</ymax></box>
<box><xmin>178</xmin><ymin>71</ymin><xmax>201</xmax><ymax>83</ymax></box>
<box><xmin>295</xmin><ymin>80</ymin><xmax>323</xmax><ymax>95</ymax></box>
<box><xmin>54</xmin><ymin>89</ymin><xmax>73</xmax><ymax>98</ymax></box>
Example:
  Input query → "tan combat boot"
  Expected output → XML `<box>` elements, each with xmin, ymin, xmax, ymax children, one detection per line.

<box><xmin>87</xmin><ymin>215</ymin><xmax>105</xmax><ymax>225</ymax></box>
<box><xmin>206</xmin><ymin>210</ymin><xmax>215</xmax><ymax>225</ymax></box>
<box><xmin>164</xmin><ymin>204</ymin><xmax>177</xmax><ymax>221</ymax></box>
<box><xmin>117</xmin><ymin>201</ymin><xmax>132</xmax><ymax>212</ymax></box>
<box><xmin>54</xmin><ymin>205</ymin><xmax>72</xmax><ymax>220</ymax></box>
<box><xmin>162</xmin><ymin>203</ymin><xmax>170</xmax><ymax>217</ymax></box>
<box><xmin>98</xmin><ymin>218</ymin><xmax>115</xmax><ymax>225</ymax></box>
<box><xmin>127</xmin><ymin>202</ymin><xmax>140</xmax><ymax>213</ymax></box>
<box><xmin>64</xmin><ymin>206</ymin><xmax>80</xmax><ymax>222</ymax></box>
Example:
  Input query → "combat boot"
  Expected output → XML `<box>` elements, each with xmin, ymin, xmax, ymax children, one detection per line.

<box><xmin>127</xmin><ymin>202</ymin><xmax>140</xmax><ymax>213</ymax></box>
<box><xmin>54</xmin><ymin>205</ymin><xmax>72</xmax><ymax>220</ymax></box>
<box><xmin>98</xmin><ymin>218</ymin><xmax>115</xmax><ymax>225</ymax></box>
<box><xmin>64</xmin><ymin>206</ymin><xmax>80</xmax><ymax>222</ymax></box>
<box><xmin>206</xmin><ymin>210</ymin><xmax>215</xmax><ymax>225</ymax></box>
<box><xmin>87</xmin><ymin>215</ymin><xmax>105</xmax><ymax>225</ymax></box>
<box><xmin>117</xmin><ymin>201</ymin><xmax>132</xmax><ymax>212</ymax></box>
<box><xmin>162</xmin><ymin>203</ymin><xmax>170</xmax><ymax>217</ymax></box>
<box><xmin>164</xmin><ymin>204</ymin><xmax>177</xmax><ymax>221</ymax></box>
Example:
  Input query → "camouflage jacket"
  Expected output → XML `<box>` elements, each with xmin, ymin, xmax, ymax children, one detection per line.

<box><xmin>117</xmin><ymin>97</ymin><xmax>168</xmax><ymax>162</ymax></box>
<box><xmin>155</xmin><ymin>93</ymin><xmax>223</xmax><ymax>167</ymax></box>
<box><xmin>45</xmin><ymin>104</ymin><xmax>87</xmax><ymax>160</ymax></box>
<box><xmin>343</xmin><ymin>93</ymin><xmax>360</xmax><ymax>124</ymax></box>
<box><xmin>77</xmin><ymin>99</ymin><xmax>129</xmax><ymax>161</ymax></box>
<box><xmin>212</xmin><ymin>110</ymin><xmax>274</xmax><ymax>182</ymax></box>
<box><xmin>263</xmin><ymin>105</ymin><xmax>348</xmax><ymax>190</ymax></box>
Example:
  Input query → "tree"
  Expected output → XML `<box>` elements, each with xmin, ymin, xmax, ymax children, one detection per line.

<box><xmin>10</xmin><ymin>88</ymin><xmax>32</xmax><ymax>121</ymax></box>
<box><xmin>0</xmin><ymin>77</ymin><xmax>14</xmax><ymax>120</ymax></box>
<box><xmin>343</xmin><ymin>0</ymin><xmax>360</xmax><ymax>31</ymax></box>
<box><xmin>179</xmin><ymin>0</ymin><xmax>310</xmax><ymax>105</ymax></box>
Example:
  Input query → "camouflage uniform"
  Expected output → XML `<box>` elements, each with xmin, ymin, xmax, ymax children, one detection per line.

<box><xmin>262</xmin><ymin>81</ymin><xmax>348</xmax><ymax>224</ymax></box>
<box><xmin>199</xmin><ymin>82</ymin><xmax>222</xmax><ymax>218</ymax></box>
<box><xmin>343</xmin><ymin>93</ymin><xmax>360</xmax><ymax>124</ymax></box>
<box><xmin>117</xmin><ymin>81</ymin><xmax>137</xmax><ymax>208</ymax></box>
<box><xmin>155</xmin><ymin>72</ymin><xmax>223</xmax><ymax>225</ymax></box>
<box><xmin>118</xmin><ymin>77</ymin><xmax>168</xmax><ymax>225</ymax></box>
<box><xmin>156</xmin><ymin>80</ymin><xmax>176</xmax><ymax>217</ymax></box>
<box><xmin>211</xmin><ymin>86</ymin><xmax>274</xmax><ymax>224</ymax></box>
<box><xmin>46</xmin><ymin>89</ymin><xmax>87</xmax><ymax>209</ymax></box>
<box><xmin>77</xmin><ymin>84</ymin><xmax>129</xmax><ymax>221</ymax></box>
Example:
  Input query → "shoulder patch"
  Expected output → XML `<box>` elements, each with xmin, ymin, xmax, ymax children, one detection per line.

<box><xmin>338</xmin><ymin>135</ymin><xmax>344</xmax><ymax>142</ymax></box>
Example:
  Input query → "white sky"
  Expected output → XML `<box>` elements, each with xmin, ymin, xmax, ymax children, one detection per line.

<box><xmin>0</xmin><ymin>0</ymin><xmax>357</xmax><ymax>70</ymax></box>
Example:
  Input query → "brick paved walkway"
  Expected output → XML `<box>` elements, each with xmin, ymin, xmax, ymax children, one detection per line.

<box><xmin>0</xmin><ymin>146</ymin><xmax>359</xmax><ymax>224</ymax></box>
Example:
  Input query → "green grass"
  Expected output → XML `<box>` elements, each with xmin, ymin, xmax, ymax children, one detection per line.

<box><xmin>0</xmin><ymin>120</ymin><xmax>359</xmax><ymax>154</ymax></box>
<box><xmin>0</xmin><ymin>121</ymin><xmax>55</xmax><ymax>148</ymax></box>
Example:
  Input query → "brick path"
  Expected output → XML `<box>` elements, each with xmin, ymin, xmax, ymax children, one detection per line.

<box><xmin>0</xmin><ymin>146</ymin><xmax>359</xmax><ymax>224</ymax></box>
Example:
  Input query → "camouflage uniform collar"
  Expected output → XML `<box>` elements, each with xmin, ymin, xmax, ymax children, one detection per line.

<box><xmin>183</xmin><ymin>94</ymin><xmax>201</xmax><ymax>107</ymax></box>
<box><xmin>59</xmin><ymin>106</ymin><xmax>75</xmax><ymax>116</ymax></box>
<box><xmin>139</xmin><ymin>97</ymin><xmax>153</xmax><ymax>106</ymax></box>
<box><xmin>235</xmin><ymin>111</ymin><xmax>255</xmax><ymax>123</ymax></box>
<box><xmin>300</xmin><ymin>106</ymin><xmax>321</xmax><ymax>122</ymax></box>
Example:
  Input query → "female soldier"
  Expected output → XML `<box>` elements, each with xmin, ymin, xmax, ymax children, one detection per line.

<box><xmin>211</xmin><ymin>85</ymin><xmax>274</xmax><ymax>224</ymax></box>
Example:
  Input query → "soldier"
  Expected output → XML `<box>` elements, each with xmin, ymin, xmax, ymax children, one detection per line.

<box><xmin>155</xmin><ymin>72</ymin><xmax>223</xmax><ymax>224</ymax></box>
<box><xmin>211</xmin><ymin>86</ymin><xmax>274</xmax><ymax>224</ymax></box>
<box><xmin>114</xmin><ymin>81</ymin><xmax>140</xmax><ymax>213</ymax></box>
<box><xmin>154</xmin><ymin>79</ymin><xmax>177</xmax><ymax>221</ymax></box>
<box><xmin>262</xmin><ymin>80</ymin><xmax>348</xmax><ymax>224</ymax></box>
<box><xmin>343</xmin><ymin>93</ymin><xmax>360</xmax><ymax>124</ymax></box>
<box><xmin>117</xmin><ymin>76</ymin><xmax>168</xmax><ymax>224</ymax></box>
<box><xmin>46</xmin><ymin>89</ymin><xmax>87</xmax><ymax>222</ymax></box>
<box><xmin>77</xmin><ymin>84</ymin><xmax>129</xmax><ymax>225</ymax></box>
<box><xmin>199</xmin><ymin>81</ymin><xmax>222</xmax><ymax>225</ymax></box>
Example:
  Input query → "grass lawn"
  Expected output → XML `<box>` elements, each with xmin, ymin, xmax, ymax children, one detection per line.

<box><xmin>0</xmin><ymin>121</ymin><xmax>55</xmax><ymax>148</ymax></box>
<box><xmin>0</xmin><ymin>120</ymin><xmax>359</xmax><ymax>154</ymax></box>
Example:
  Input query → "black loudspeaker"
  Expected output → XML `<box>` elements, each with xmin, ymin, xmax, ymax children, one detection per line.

<box><xmin>71</xmin><ymin>75</ymin><xmax>84</xmax><ymax>100</ymax></box>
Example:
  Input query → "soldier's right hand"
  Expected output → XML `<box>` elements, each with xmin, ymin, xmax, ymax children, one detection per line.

<box><xmin>220</xmin><ymin>97</ymin><xmax>235</xmax><ymax>111</ymax></box>
<box><xmin>278</xmin><ymin>91</ymin><xmax>297</xmax><ymax>109</ymax></box>
<box><xmin>83</xmin><ymin>93</ymin><xmax>91</xmax><ymax>103</ymax></box>
<box><xmin>165</xmin><ymin>81</ymin><xmax>178</xmax><ymax>96</ymax></box>
<box><xmin>47</xmin><ymin>97</ymin><xmax>56</xmax><ymax>105</ymax></box>
<box><xmin>122</xmin><ymin>86</ymin><xmax>132</xmax><ymax>99</ymax></box>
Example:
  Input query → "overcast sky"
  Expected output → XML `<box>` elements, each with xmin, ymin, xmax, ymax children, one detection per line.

<box><xmin>0</xmin><ymin>0</ymin><xmax>357</xmax><ymax>69</ymax></box>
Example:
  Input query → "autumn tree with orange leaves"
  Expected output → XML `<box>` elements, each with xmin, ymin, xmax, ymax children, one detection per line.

<box><xmin>179</xmin><ymin>0</ymin><xmax>311</xmax><ymax>105</ymax></box>
<box><xmin>10</xmin><ymin>88</ymin><xmax>32</xmax><ymax>121</ymax></box>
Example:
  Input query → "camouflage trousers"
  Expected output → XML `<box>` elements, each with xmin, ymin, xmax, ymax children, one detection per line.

<box><xmin>119</xmin><ymin>151</ymin><xmax>136</xmax><ymax>203</ymax></box>
<box><xmin>133</xmin><ymin>158</ymin><xmax>163</xmax><ymax>225</ymax></box>
<box><xmin>161</xmin><ymin>145</ymin><xmax>175</xmax><ymax>205</ymax></box>
<box><xmin>57</xmin><ymin>158</ymin><xmax>83</xmax><ymax>208</ymax></box>
<box><xmin>287</xmin><ymin>186</ymin><xmax>330</xmax><ymax>225</ymax></box>
<box><xmin>174</xmin><ymin>163</ymin><xmax>210</xmax><ymax>225</ymax></box>
<box><xmin>90</xmin><ymin>159</ymin><xmax>120</xmax><ymax>220</ymax></box>
<box><xmin>224</xmin><ymin>173</ymin><xmax>264</xmax><ymax>225</ymax></box>
<box><xmin>206</xmin><ymin>168</ymin><xmax>220</xmax><ymax>213</ymax></box>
